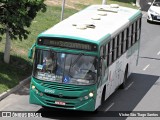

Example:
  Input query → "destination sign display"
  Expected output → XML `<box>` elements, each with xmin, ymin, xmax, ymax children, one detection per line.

<box><xmin>37</xmin><ymin>37</ymin><xmax>97</xmax><ymax>51</ymax></box>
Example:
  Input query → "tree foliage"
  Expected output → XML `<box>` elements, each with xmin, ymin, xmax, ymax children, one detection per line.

<box><xmin>0</xmin><ymin>0</ymin><xmax>46</xmax><ymax>41</ymax></box>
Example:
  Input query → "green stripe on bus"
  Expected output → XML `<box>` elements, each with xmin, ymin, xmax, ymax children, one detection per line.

<box><xmin>98</xmin><ymin>33</ymin><xmax>111</xmax><ymax>45</ymax></box>
<box><xmin>36</xmin><ymin>46</ymin><xmax>99</xmax><ymax>56</ymax></box>
<box><xmin>38</xmin><ymin>33</ymin><xmax>111</xmax><ymax>46</ymax></box>
<box><xmin>128</xmin><ymin>10</ymin><xmax>142</xmax><ymax>22</ymax></box>
<box><xmin>38</xmin><ymin>34</ymin><xmax>99</xmax><ymax>44</ymax></box>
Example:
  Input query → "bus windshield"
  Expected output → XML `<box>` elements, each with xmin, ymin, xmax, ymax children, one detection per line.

<box><xmin>33</xmin><ymin>49</ymin><xmax>97</xmax><ymax>85</ymax></box>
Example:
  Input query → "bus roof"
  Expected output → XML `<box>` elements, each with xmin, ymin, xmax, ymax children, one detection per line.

<box><xmin>39</xmin><ymin>5</ymin><xmax>142</xmax><ymax>44</ymax></box>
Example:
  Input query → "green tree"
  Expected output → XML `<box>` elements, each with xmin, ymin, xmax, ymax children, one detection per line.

<box><xmin>0</xmin><ymin>0</ymin><xmax>46</xmax><ymax>63</ymax></box>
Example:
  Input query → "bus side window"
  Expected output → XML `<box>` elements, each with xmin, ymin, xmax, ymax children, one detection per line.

<box><xmin>131</xmin><ymin>24</ymin><xmax>133</xmax><ymax>45</ymax></box>
<box><xmin>137</xmin><ymin>18</ymin><xmax>141</xmax><ymax>41</ymax></box>
<box><xmin>109</xmin><ymin>41</ymin><xmax>113</xmax><ymax>65</ymax></box>
<box><xmin>114</xmin><ymin>37</ymin><xmax>117</xmax><ymax>61</ymax></box>
<box><xmin>118</xmin><ymin>33</ymin><xmax>122</xmax><ymax>57</ymax></box>
<box><xmin>100</xmin><ymin>46</ymin><xmax>106</xmax><ymax>77</ymax></box>
<box><xmin>121</xmin><ymin>32</ymin><xmax>124</xmax><ymax>54</ymax></box>
<box><xmin>127</xmin><ymin>26</ymin><xmax>132</xmax><ymax>49</ymax></box>
<box><xmin>131</xmin><ymin>23</ymin><xmax>136</xmax><ymax>45</ymax></box>
<box><xmin>100</xmin><ymin>46</ymin><xmax>104</xmax><ymax>57</ymax></box>
<box><xmin>123</xmin><ymin>29</ymin><xmax>127</xmax><ymax>53</ymax></box>
<box><xmin>139</xmin><ymin>18</ymin><xmax>142</xmax><ymax>39</ymax></box>
<box><xmin>126</xmin><ymin>28</ymin><xmax>129</xmax><ymax>49</ymax></box>
<box><xmin>116</xmin><ymin>36</ymin><xmax>119</xmax><ymax>58</ymax></box>
<box><xmin>135</xmin><ymin>20</ymin><xmax>138</xmax><ymax>42</ymax></box>
<box><xmin>112</xmin><ymin>38</ymin><xmax>115</xmax><ymax>62</ymax></box>
<box><xmin>103</xmin><ymin>45</ymin><xmax>106</xmax><ymax>58</ymax></box>
<box><xmin>105</xmin><ymin>44</ymin><xmax>108</xmax><ymax>57</ymax></box>
<box><xmin>105</xmin><ymin>44</ymin><xmax>109</xmax><ymax>67</ymax></box>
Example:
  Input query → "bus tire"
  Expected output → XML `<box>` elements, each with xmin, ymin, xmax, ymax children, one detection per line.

<box><xmin>95</xmin><ymin>87</ymin><xmax>106</xmax><ymax>112</ymax></box>
<box><xmin>120</xmin><ymin>66</ymin><xmax>128</xmax><ymax>89</ymax></box>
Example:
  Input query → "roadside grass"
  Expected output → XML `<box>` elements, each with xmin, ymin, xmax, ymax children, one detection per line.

<box><xmin>0</xmin><ymin>52</ymin><xmax>32</xmax><ymax>93</ymax></box>
<box><xmin>93</xmin><ymin>0</ymin><xmax>137</xmax><ymax>8</ymax></box>
<box><xmin>0</xmin><ymin>0</ymin><xmax>138</xmax><ymax>94</ymax></box>
<box><xmin>107</xmin><ymin>0</ymin><xmax>137</xmax><ymax>8</ymax></box>
<box><xmin>47</xmin><ymin>0</ymin><xmax>137</xmax><ymax>9</ymax></box>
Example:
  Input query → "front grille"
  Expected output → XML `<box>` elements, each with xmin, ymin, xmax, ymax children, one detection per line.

<box><xmin>45</xmin><ymin>93</ymin><xmax>78</xmax><ymax>99</ymax></box>
<box><xmin>35</xmin><ymin>79</ymin><xmax>83</xmax><ymax>91</ymax></box>
<box><xmin>151</xmin><ymin>14</ymin><xmax>160</xmax><ymax>21</ymax></box>
<box><xmin>46</xmin><ymin>103</ymin><xmax>74</xmax><ymax>108</ymax></box>
<box><xmin>40</xmin><ymin>96</ymin><xmax>76</xmax><ymax>108</ymax></box>
<box><xmin>33</xmin><ymin>79</ymin><xmax>90</xmax><ymax>109</ymax></box>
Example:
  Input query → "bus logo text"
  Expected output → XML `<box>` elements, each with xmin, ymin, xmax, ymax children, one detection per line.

<box><xmin>44</xmin><ymin>89</ymin><xmax>55</xmax><ymax>94</ymax></box>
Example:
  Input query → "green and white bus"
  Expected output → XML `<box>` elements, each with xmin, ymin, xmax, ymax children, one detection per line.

<box><xmin>28</xmin><ymin>4</ymin><xmax>142</xmax><ymax>111</ymax></box>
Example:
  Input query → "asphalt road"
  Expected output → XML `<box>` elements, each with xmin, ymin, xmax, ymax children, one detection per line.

<box><xmin>0</xmin><ymin>12</ymin><xmax>160</xmax><ymax>120</ymax></box>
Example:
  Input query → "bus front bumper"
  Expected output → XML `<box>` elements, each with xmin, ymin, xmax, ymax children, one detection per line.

<box><xmin>30</xmin><ymin>89</ymin><xmax>96</xmax><ymax>111</ymax></box>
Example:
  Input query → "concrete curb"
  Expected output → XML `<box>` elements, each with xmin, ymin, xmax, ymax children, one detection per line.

<box><xmin>0</xmin><ymin>76</ymin><xmax>31</xmax><ymax>101</ymax></box>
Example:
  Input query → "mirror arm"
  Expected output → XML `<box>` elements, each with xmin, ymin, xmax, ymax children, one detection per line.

<box><xmin>31</xmin><ymin>43</ymin><xmax>36</xmax><ymax>49</ymax></box>
<box><xmin>28</xmin><ymin>43</ymin><xmax>36</xmax><ymax>59</ymax></box>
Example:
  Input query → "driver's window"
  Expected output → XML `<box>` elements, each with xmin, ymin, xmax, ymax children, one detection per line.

<box><xmin>100</xmin><ymin>46</ymin><xmax>104</xmax><ymax>57</ymax></box>
<box><xmin>42</xmin><ymin>51</ymin><xmax>56</xmax><ymax>73</ymax></box>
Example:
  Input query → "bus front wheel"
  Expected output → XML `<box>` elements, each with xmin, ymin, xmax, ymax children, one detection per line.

<box><xmin>95</xmin><ymin>87</ymin><xmax>106</xmax><ymax>112</ymax></box>
<box><xmin>120</xmin><ymin>67</ymin><xmax>128</xmax><ymax>89</ymax></box>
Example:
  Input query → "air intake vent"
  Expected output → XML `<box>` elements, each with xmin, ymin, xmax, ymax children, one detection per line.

<box><xmin>97</xmin><ymin>11</ymin><xmax>107</xmax><ymax>16</ymax></box>
<box><xmin>72</xmin><ymin>20</ymin><xmax>96</xmax><ymax>30</ymax></box>
<box><xmin>110</xmin><ymin>4</ymin><xmax>119</xmax><ymax>8</ymax></box>
<box><xmin>91</xmin><ymin>15</ymin><xmax>101</xmax><ymax>20</ymax></box>
<box><xmin>97</xmin><ymin>4</ymin><xmax>119</xmax><ymax>13</ymax></box>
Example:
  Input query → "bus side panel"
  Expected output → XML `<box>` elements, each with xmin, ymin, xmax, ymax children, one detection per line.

<box><xmin>95</xmin><ymin>43</ymin><xmax>139</xmax><ymax>110</ymax></box>
<box><xmin>130</xmin><ymin>42</ymin><xmax>139</xmax><ymax>73</ymax></box>
<box><xmin>126</xmin><ymin>42</ymin><xmax>139</xmax><ymax>77</ymax></box>
<box><xmin>95</xmin><ymin>57</ymin><xmax>125</xmax><ymax>110</ymax></box>
<box><xmin>95</xmin><ymin>64</ymin><xmax>110</xmax><ymax>109</ymax></box>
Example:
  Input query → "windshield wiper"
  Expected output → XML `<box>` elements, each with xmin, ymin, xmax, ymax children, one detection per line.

<box><xmin>70</xmin><ymin>53</ymin><xmax>84</xmax><ymax>68</ymax></box>
<box><xmin>59</xmin><ymin>65</ymin><xmax>73</xmax><ymax>78</ymax></box>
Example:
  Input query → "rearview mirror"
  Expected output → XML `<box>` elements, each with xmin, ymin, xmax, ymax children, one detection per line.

<box><xmin>28</xmin><ymin>43</ymin><xmax>36</xmax><ymax>59</ymax></box>
<box><xmin>28</xmin><ymin>48</ymin><xmax>33</xmax><ymax>59</ymax></box>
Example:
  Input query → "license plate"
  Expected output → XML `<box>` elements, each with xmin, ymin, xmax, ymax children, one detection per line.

<box><xmin>55</xmin><ymin>101</ymin><xmax>66</xmax><ymax>105</ymax></box>
<box><xmin>157</xmin><ymin>16</ymin><xmax>160</xmax><ymax>19</ymax></box>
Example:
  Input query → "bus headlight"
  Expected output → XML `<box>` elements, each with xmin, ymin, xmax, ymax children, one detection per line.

<box><xmin>32</xmin><ymin>85</ymin><xmax>36</xmax><ymax>90</ymax></box>
<box><xmin>89</xmin><ymin>92</ymin><xmax>94</xmax><ymax>97</ymax></box>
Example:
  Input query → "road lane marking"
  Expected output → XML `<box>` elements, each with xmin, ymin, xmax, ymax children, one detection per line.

<box><xmin>157</xmin><ymin>51</ymin><xmax>160</xmax><ymax>55</ymax></box>
<box><xmin>125</xmin><ymin>82</ymin><xmax>134</xmax><ymax>90</ymax></box>
<box><xmin>105</xmin><ymin>102</ymin><xmax>114</xmax><ymax>111</ymax></box>
<box><xmin>143</xmin><ymin>64</ymin><xmax>150</xmax><ymax>71</ymax></box>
